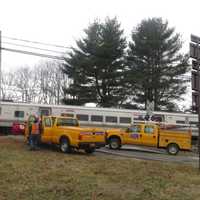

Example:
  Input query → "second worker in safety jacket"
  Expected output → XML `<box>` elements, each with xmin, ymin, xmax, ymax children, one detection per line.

<box><xmin>30</xmin><ymin>117</ymin><xmax>40</xmax><ymax>150</ymax></box>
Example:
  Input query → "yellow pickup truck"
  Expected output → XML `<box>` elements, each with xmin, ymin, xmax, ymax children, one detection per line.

<box><xmin>106</xmin><ymin>123</ymin><xmax>191</xmax><ymax>155</ymax></box>
<box><xmin>25</xmin><ymin>115</ymin><xmax>105</xmax><ymax>153</ymax></box>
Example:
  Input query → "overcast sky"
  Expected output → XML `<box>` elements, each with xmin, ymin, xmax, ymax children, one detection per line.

<box><xmin>0</xmin><ymin>0</ymin><xmax>199</xmax><ymax>108</ymax></box>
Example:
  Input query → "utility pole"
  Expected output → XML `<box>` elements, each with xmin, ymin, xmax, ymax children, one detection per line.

<box><xmin>190</xmin><ymin>34</ymin><xmax>200</xmax><ymax>170</ymax></box>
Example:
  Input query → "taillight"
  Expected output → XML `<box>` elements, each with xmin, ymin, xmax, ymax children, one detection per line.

<box><xmin>105</xmin><ymin>132</ymin><xmax>108</xmax><ymax>138</ymax></box>
<box><xmin>79</xmin><ymin>134</ymin><xmax>83</xmax><ymax>140</ymax></box>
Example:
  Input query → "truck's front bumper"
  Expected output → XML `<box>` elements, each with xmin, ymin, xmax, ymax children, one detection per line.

<box><xmin>78</xmin><ymin>142</ymin><xmax>105</xmax><ymax>149</ymax></box>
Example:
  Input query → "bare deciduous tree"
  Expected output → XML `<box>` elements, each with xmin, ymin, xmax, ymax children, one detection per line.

<box><xmin>1</xmin><ymin>61</ymin><xmax>68</xmax><ymax>104</ymax></box>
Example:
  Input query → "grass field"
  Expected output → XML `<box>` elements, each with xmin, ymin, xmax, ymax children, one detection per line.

<box><xmin>1</xmin><ymin>137</ymin><xmax>200</xmax><ymax>200</ymax></box>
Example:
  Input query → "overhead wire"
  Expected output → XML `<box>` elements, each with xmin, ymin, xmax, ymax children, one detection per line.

<box><xmin>2</xmin><ymin>35</ymin><xmax>70</xmax><ymax>49</ymax></box>
<box><xmin>1</xmin><ymin>47</ymin><xmax>65</xmax><ymax>60</ymax></box>
<box><xmin>1</xmin><ymin>35</ymin><xmax>70</xmax><ymax>60</ymax></box>
<box><xmin>2</xmin><ymin>41</ymin><xmax>66</xmax><ymax>54</ymax></box>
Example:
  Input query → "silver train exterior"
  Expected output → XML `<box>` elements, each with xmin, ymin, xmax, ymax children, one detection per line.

<box><xmin>0</xmin><ymin>101</ymin><xmax>198</xmax><ymax>137</ymax></box>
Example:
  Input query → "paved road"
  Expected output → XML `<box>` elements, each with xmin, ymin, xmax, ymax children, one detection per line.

<box><xmin>2</xmin><ymin>135</ymin><xmax>199</xmax><ymax>166</ymax></box>
<box><xmin>96</xmin><ymin>145</ymin><xmax>199</xmax><ymax>166</ymax></box>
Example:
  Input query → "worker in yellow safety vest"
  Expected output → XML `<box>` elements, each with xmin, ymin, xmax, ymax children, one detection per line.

<box><xmin>29</xmin><ymin>117</ymin><xmax>40</xmax><ymax>150</ymax></box>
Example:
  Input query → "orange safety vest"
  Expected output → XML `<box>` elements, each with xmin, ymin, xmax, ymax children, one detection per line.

<box><xmin>31</xmin><ymin>122</ymin><xmax>40</xmax><ymax>135</ymax></box>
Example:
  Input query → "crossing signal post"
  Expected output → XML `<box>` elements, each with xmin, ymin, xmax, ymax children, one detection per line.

<box><xmin>0</xmin><ymin>31</ymin><xmax>1</xmax><ymax>101</ymax></box>
<box><xmin>191</xmin><ymin>64</ymin><xmax>199</xmax><ymax>112</ymax></box>
<box><xmin>190</xmin><ymin>34</ymin><xmax>200</xmax><ymax>170</ymax></box>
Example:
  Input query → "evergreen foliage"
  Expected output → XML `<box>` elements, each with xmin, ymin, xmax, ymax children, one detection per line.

<box><xmin>62</xmin><ymin>17</ymin><xmax>127</xmax><ymax>107</ymax></box>
<box><xmin>127</xmin><ymin>18</ymin><xmax>189</xmax><ymax>110</ymax></box>
<box><xmin>62</xmin><ymin>17</ymin><xmax>189</xmax><ymax>111</ymax></box>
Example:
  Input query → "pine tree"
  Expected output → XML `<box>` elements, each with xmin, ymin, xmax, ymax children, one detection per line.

<box><xmin>127</xmin><ymin>17</ymin><xmax>189</xmax><ymax>111</ymax></box>
<box><xmin>62</xmin><ymin>17</ymin><xmax>127</xmax><ymax>107</ymax></box>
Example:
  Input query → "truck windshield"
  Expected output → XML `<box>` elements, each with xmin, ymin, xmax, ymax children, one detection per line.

<box><xmin>57</xmin><ymin>118</ymin><xmax>79</xmax><ymax>127</ymax></box>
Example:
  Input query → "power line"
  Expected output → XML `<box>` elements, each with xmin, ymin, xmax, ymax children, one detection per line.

<box><xmin>2</xmin><ymin>41</ymin><xmax>66</xmax><ymax>54</ymax></box>
<box><xmin>1</xmin><ymin>47</ymin><xmax>65</xmax><ymax>60</ymax></box>
<box><xmin>2</xmin><ymin>35</ymin><xmax>71</xmax><ymax>49</ymax></box>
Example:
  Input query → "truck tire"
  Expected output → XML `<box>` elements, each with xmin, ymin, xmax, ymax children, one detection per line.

<box><xmin>60</xmin><ymin>138</ymin><xmax>71</xmax><ymax>153</ymax></box>
<box><xmin>167</xmin><ymin>143</ymin><xmax>179</xmax><ymax>155</ymax></box>
<box><xmin>85</xmin><ymin>148</ymin><xmax>95</xmax><ymax>154</ymax></box>
<box><xmin>109</xmin><ymin>137</ymin><xmax>121</xmax><ymax>150</ymax></box>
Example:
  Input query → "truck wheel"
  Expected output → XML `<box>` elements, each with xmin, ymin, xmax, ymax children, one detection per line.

<box><xmin>60</xmin><ymin>138</ymin><xmax>71</xmax><ymax>153</ymax></box>
<box><xmin>167</xmin><ymin>143</ymin><xmax>179</xmax><ymax>155</ymax></box>
<box><xmin>85</xmin><ymin>148</ymin><xmax>95</xmax><ymax>154</ymax></box>
<box><xmin>109</xmin><ymin>138</ymin><xmax>121</xmax><ymax>150</ymax></box>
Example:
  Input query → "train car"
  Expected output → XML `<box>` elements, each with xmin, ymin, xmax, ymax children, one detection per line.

<box><xmin>0</xmin><ymin>101</ymin><xmax>198</xmax><ymax>137</ymax></box>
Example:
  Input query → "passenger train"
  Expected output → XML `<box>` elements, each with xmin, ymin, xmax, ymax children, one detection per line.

<box><xmin>0</xmin><ymin>101</ymin><xmax>198</xmax><ymax>138</ymax></box>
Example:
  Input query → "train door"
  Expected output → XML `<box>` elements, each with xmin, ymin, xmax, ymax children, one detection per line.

<box><xmin>39</xmin><ymin>107</ymin><xmax>52</xmax><ymax>116</ymax></box>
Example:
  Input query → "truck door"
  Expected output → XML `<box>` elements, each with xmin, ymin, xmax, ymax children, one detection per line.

<box><xmin>41</xmin><ymin>116</ymin><xmax>53</xmax><ymax>143</ymax></box>
<box><xmin>141</xmin><ymin>125</ymin><xmax>158</xmax><ymax>147</ymax></box>
<box><xmin>126</xmin><ymin>124</ymin><xmax>142</xmax><ymax>145</ymax></box>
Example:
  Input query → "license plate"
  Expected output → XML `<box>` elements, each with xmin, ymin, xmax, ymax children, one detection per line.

<box><xmin>90</xmin><ymin>143</ymin><xmax>95</xmax><ymax>147</ymax></box>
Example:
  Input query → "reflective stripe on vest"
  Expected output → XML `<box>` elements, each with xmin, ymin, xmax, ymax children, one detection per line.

<box><xmin>31</xmin><ymin>123</ymin><xmax>40</xmax><ymax>134</ymax></box>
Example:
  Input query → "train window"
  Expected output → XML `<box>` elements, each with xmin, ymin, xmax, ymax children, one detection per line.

<box><xmin>39</xmin><ymin>108</ymin><xmax>51</xmax><ymax>116</ymax></box>
<box><xmin>40</xmin><ymin>109</ymin><xmax>50</xmax><ymax>116</ymax></box>
<box><xmin>106</xmin><ymin>116</ymin><xmax>117</xmax><ymax>123</ymax></box>
<box><xmin>151</xmin><ymin>114</ymin><xmax>164</xmax><ymax>122</ymax></box>
<box><xmin>14</xmin><ymin>111</ymin><xmax>24</xmax><ymax>118</ymax></box>
<box><xmin>57</xmin><ymin>118</ymin><xmax>78</xmax><ymax>127</ymax></box>
<box><xmin>61</xmin><ymin>113</ymin><xmax>74</xmax><ymax>118</ymax></box>
<box><xmin>91</xmin><ymin>115</ymin><xmax>103</xmax><ymax>122</ymax></box>
<box><xmin>176</xmin><ymin>120</ymin><xmax>185</xmax><ymax>124</ymax></box>
<box><xmin>120</xmin><ymin>117</ymin><xmax>131</xmax><ymax>124</ymax></box>
<box><xmin>189</xmin><ymin>121</ymin><xmax>198</xmax><ymax>125</ymax></box>
<box><xmin>134</xmin><ymin>116</ymin><xmax>144</xmax><ymax>121</ymax></box>
<box><xmin>76</xmin><ymin>114</ymin><xmax>89</xmax><ymax>121</ymax></box>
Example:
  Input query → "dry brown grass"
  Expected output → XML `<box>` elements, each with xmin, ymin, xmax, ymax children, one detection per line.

<box><xmin>0</xmin><ymin>137</ymin><xmax>200</xmax><ymax>200</ymax></box>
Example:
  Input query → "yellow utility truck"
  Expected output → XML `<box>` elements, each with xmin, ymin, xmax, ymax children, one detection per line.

<box><xmin>106</xmin><ymin>123</ymin><xmax>191</xmax><ymax>155</ymax></box>
<box><xmin>25</xmin><ymin>115</ymin><xmax>105</xmax><ymax>153</ymax></box>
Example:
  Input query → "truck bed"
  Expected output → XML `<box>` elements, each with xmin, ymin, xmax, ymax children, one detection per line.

<box><xmin>159</xmin><ymin>130</ymin><xmax>191</xmax><ymax>150</ymax></box>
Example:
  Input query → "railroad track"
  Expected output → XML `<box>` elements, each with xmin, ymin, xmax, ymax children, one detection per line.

<box><xmin>96</xmin><ymin>147</ymin><xmax>198</xmax><ymax>166</ymax></box>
